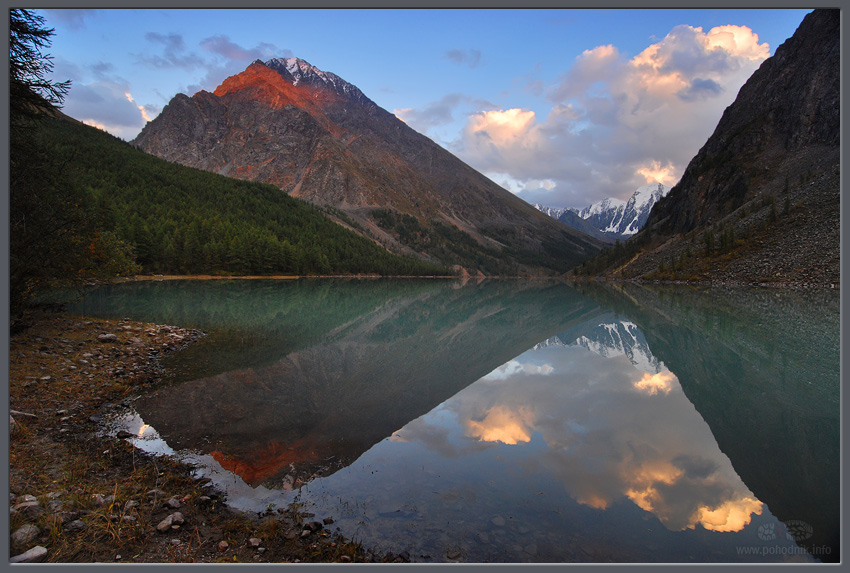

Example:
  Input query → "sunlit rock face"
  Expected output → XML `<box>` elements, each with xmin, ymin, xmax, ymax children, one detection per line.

<box><xmin>132</xmin><ymin>58</ymin><xmax>602</xmax><ymax>274</ymax></box>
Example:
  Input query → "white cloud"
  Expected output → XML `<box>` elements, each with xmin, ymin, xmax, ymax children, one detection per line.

<box><xmin>453</xmin><ymin>24</ymin><xmax>769</xmax><ymax>209</ymax></box>
<box><xmin>63</xmin><ymin>81</ymin><xmax>147</xmax><ymax>140</ymax></box>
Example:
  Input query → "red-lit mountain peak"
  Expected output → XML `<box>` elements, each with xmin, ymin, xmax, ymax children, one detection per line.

<box><xmin>213</xmin><ymin>59</ymin><xmax>345</xmax><ymax>118</ymax></box>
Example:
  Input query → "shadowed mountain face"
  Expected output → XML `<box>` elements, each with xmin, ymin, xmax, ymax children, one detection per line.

<box><xmin>597</xmin><ymin>9</ymin><xmax>839</xmax><ymax>284</ymax></box>
<box><xmin>131</xmin><ymin>280</ymin><xmax>601</xmax><ymax>486</ymax></box>
<box><xmin>573</xmin><ymin>281</ymin><xmax>840</xmax><ymax>562</ymax></box>
<box><xmin>132</xmin><ymin>58</ymin><xmax>601</xmax><ymax>275</ymax></box>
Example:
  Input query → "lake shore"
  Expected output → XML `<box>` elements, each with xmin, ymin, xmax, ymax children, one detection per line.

<box><xmin>8</xmin><ymin>310</ymin><xmax>403</xmax><ymax>564</ymax></box>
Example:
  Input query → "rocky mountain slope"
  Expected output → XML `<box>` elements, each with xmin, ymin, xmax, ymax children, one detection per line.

<box><xmin>582</xmin><ymin>9</ymin><xmax>839</xmax><ymax>287</ymax></box>
<box><xmin>534</xmin><ymin>182</ymin><xmax>669</xmax><ymax>242</ymax></box>
<box><xmin>132</xmin><ymin>57</ymin><xmax>601</xmax><ymax>275</ymax></box>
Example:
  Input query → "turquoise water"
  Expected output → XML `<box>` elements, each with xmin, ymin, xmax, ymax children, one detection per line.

<box><xmin>67</xmin><ymin>279</ymin><xmax>840</xmax><ymax>563</ymax></box>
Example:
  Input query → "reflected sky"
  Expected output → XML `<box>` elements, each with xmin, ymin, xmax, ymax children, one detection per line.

<box><xmin>394</xmin><ymin>328</ymin><xmax>763</xmax><ymax>534</ymax></box>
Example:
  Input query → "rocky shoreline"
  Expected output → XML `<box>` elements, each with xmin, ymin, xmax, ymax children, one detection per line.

<box><xmin>8</xmin><ymin>310</ymin><xmax>403</xmax><ymax>563</ymax></box>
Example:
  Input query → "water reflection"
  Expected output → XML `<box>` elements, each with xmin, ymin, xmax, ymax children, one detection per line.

<box><xmin>396</xmin><ymin>324</ymin><xmax>763</xmax><ymax>535</ymax></box>
<box><xmin>121</xmin><ymin>280</ymin><xmax>601</xmax><ymax>486</ymax></box>
<box><xmin>77</xmin><ymin>279</ymin><xmax>838</xmax><ymax>562</ymax></box>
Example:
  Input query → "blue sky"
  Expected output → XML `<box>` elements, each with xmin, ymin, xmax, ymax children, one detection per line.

<box><xmin>38</xmin><ymin>8</ymin><xmax>811</xmax><ymax>209</ymax></box>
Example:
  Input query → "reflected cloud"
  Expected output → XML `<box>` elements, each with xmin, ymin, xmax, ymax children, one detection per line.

<box><xmin>696</xmin><ymin>497</ymin><xmax>763</xmax><ymax>532</ymax></box>
<box><xmin>633</xmin><ymin>371</ymin><xmax>676</xmax><ymax>395</ymax></box>
<box><xmin>465</xmin><ymin>405</ymin><xmax>534</xmax><ymax>445</ymax></box>
<box><xmin>399</xmin><ymin>325</ymin><xmax>763</xmax><ymax>533</ymax></box>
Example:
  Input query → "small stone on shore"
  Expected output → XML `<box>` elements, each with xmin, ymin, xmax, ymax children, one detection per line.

<box><xmin>10</xmin><ymin>546</ymin><xmax>47</xmax><ymax>564</ymax></box>
<box><xmin>11</xmin><ymin>523</ymin><xmax>41</xmax><ymax>548</ymax></box>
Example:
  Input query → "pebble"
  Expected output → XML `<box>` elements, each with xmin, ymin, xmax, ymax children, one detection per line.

<box><xmin>340</xmin><ymin>555</ymin><xmax>351</xmax><ymax>562</ymax></box>
<box><xmin>97</xmin><ymin>333</ymin><xmax>118</xmax><ymax>342</ymax></box>
<box><xmin>125</xmin><ymin>500</ymin><xmax>140</xmax><ymax>511</ymax></box>
<box><xmin>164</xmin><ymin>497</ymin><xmax>181</xmax><ymax>509</ymax></box>
<box><xmin>93</xmin><ymin>493</ymin><xmax>114</xmax><ymax>507</ymax></box>
<box><xmin>57</xmin><ymin>511</ymin><xmax>80</xmax><ymax>524</ymax></box>
<box><xmin>247</xmin><ymin>537</ymin><xmax>262</xmax><ymax>548</ymax></box>
<box><xmin>323</xmin><ymin>517</ymin><xmax>334</xmax><ymax>525</ymax></box>
<box><xmin>147</xmin><ymin>488</ymin><xmax>166</xmax><ymax>498</ymax></box>
<box><xmin>46</xmin><ymin>499</ymin><xmax>65</xmax><ymax>513</ymax></box>
<box><xmin>14</xmin><ymin>501</ymin><xmax>44</xmax><ymax>519</ymax></box>
<box><xmin>10</xmin><ymin>546</ymin><xmax>47</xmax><ymax>564</ymax></box>
<box><xmin>218</xmin><ymin>541</ymin><xmax>229</xmax><ymax>552</ymax></box>
<box><xmin>116</xmin><ymin>430</ymin><xmax>134</xmax><ymax>440</ymax></box>
<box><xmin>156</xmin><ymin>514</ymin><xmax>175</xmax><ymax>533</ymax></box>
<box><xmin>170</xmin><ymin>539</ymin><xmax>182</xmax><ymax>546</ymax></box>
<box><xmin>64</xmin><ymin>520</ymin><xmax>86</xmax><ymax>533</ymax></box>
<box><xmin>19</xmin><ymin>494</ymin><xmax>37</xmax><ymax>503</ymax></box>
<box><xmin>11</xmin><ymin>523</ymin><xmax>41</xmax><ymax>547</ymax></box>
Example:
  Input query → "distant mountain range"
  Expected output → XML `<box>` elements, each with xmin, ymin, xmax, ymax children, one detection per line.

<box><xmin>533</xmin><ymin>183</ymin><xmax>669</xmax><ymax>243</ymax></box>
<box><xmin>535</xmin><ymin>313</ymin><xmax>665</xmax><ymax>375</ymax></box>
<box><xmin>133</xmin><ymin>57</ymin><xmax>602</xmax><ymax>275</ymax></box>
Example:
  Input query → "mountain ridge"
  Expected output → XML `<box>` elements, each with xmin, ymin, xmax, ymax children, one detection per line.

<box><xmin>133</xmin><ymin>58</ymin><xmax>602</xmax><ymax>275</ymax></box>
<box><xmin>534</xmin><ymin>182</ymin><xmax>669</xmax><ymax>242</ymax></box>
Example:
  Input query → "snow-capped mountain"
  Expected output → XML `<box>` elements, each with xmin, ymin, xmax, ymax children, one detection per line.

<box><xmin>534</xmin><ymin>316</ymin><xmax>665</xmax><ymax>375</ymax></box>
<box><xmin>264</xmin><ymin>57</ymin><xmax>369</xmax><ymax>103</ymax></box>
<box><xmin>535</xmin><ymin>182</ymin><xmax>669</xmax><ymax>242</ymax></box>
<box><xmin>531</xmin><ymin>204</ymin><xmax>570</xmax><ymax>220</ymax></box>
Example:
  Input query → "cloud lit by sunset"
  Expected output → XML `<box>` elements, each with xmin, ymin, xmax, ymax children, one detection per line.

<box><xmin>464</xmin><ymin>405</ymin><xmax>534</xmax><ymax>445</ymax></box>
<box><xmin>633</xmin><ymin>371</ymin><xmax>676</xmax><ymax>395</ymax></box>
<box><xmin>41</xmin><ymin>7</ymin><xmax>804</xmax><ymax>208</ymax></box>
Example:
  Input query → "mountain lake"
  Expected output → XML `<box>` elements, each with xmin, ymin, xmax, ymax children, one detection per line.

<box><xmin>63</xmin><ymin>278</ymin><xmax>839</xmax><ymax>563</ymax></box>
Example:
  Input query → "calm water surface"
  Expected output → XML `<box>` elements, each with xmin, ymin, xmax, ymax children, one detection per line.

<box><xmin>67</xmin><ymin>279</ymin><xmax>839</xmax><ymax>563</ymax></box>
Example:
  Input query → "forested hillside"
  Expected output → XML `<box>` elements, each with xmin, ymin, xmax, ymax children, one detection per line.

<box><xmin>34</xmin><ymin>116</ymin><xmax>452</xmax><ymax>278</ymax></box>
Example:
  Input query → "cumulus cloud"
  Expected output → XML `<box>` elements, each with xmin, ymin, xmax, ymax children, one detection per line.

<box><xmin>454</xmin><ymin>24</ymin><xmax>769</xmax><ymax>208</ymax></box>
<box><xmin>65</xmin><ymin>82</ymin><xmax>148</xmax><ymax>140</ymax></box>
<box><xmin>445</xmin><ymin>48</ymin><xmax>483</xmax><ymax>68</ymax></box>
